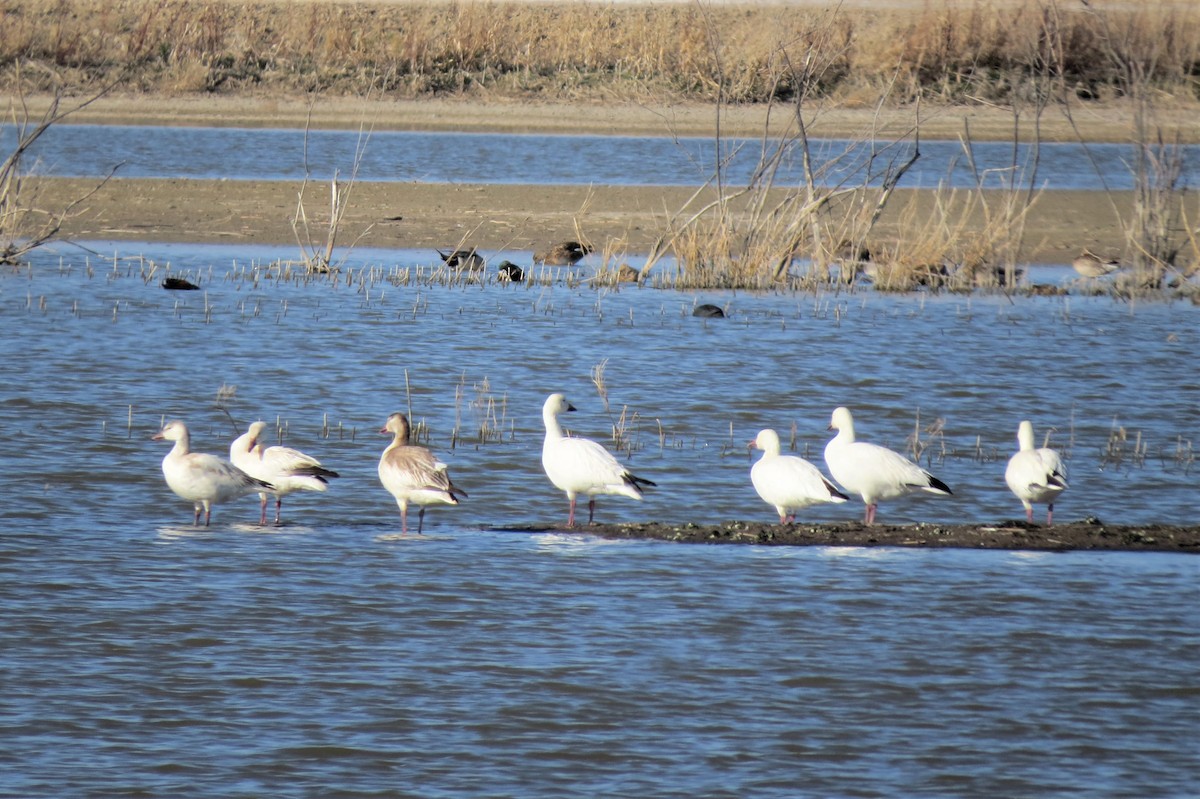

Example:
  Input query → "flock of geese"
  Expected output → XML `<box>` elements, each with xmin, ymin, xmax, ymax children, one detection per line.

<box><xmin>155</xmin><ymin>394</ymin><xmax>1068</xmax><ymax>534</ymax></box>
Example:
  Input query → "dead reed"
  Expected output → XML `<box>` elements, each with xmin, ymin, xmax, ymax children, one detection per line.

<box><xmin>1100</xmin><ymin>420</ymin><xmax>1148</xmax><ymax>471</ymax></box>
<box><xmin>3</xmin><ymin>1</ymin><xmax>1198</xmax><ymax>109</ymax></box>
<box><xmin>1</xmin><ymin>74</ymin><xmax>118</xmax><ymax>263</ymax></box>
<box><xmin>6</xmin><ymin>3</ymin><xmax>1200</xmax><ymax>295</ymax></box>
<box><xmin>451</xmin><ymin>373</ymin><xmax>511</xmax><ymax>447</ymax></box>
<box><xmin>589</xmin><ymin>358</ymin><xmax>643</xmax><ymax>455</ymax></box>
<box><xmin>906</xmin><ymin>411</ymin><xmax>948</xmax><ymax>467</ymax></box>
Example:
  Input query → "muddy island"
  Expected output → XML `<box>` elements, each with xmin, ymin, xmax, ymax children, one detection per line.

<box><xmin>495</xmin><ymin>519</ymin><xmax>1200</xmax><ymax>553</ymax></box>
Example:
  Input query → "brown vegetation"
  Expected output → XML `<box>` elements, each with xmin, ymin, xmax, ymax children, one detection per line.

<box><xmin>3</xmin><ymin>0</ymin><xmax>1199</xmax><ymax>294</ymax></box>
<box><xmin>1</xmin><ymin>0</ymin><xmax>1198</xmax><ymax>109</ymax></box>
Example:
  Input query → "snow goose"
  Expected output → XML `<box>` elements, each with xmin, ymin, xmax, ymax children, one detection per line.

<box><xmin>378</xmin><ymin>413</ymin><xmax>467</xmax><ymax>535</ymax></box>
<box><xmin>154</xmin><ymin>419</ymin><xmax>274</xmax><ymax>526</ymax></box>
<box><xmin>823</xmin><ymin>406</ymin><xmax>952</xmax><ymax>525</ymax></box>
<box><xmin>749</xmin><ymin>428</ymin><xmax>848</xmax><ymax>523</ymax></box>
<box><xmin>541</xmin><ymin>393</ymin><xmax>656</xmax><ymax>527</ymax></box>
<box><xmin>1004</xmin><ymin>420</ymin><xmax>1068</xmax><ymax>525</ymax></box>
<box><xmin>230</xmin><ymin>421</ymin><xmax>340</xmax><ymax>526</ymax></box>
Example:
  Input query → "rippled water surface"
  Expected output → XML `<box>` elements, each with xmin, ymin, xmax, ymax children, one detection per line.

<box><xmin>10</xmin><ymin>124</ymin><xmax>1199</xmax><ymax>189</ymax></box>
<box><xmin>2</xmin><ymin>243</ymin><xmax>1198</xmax><ymax>797</ymax></box>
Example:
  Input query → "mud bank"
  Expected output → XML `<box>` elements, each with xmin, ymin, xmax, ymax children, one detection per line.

<box><xmin>495</xmin><ymin>520</ymin><xmax>1200</xmax><ymax>553</ymax></box>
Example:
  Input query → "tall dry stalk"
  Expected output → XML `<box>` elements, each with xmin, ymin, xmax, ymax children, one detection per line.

<box><xmin>636</xmin><ymin>6</ymin><xmax>921</xmax><ymax>289</ymax></box>
<box><xmin>590</xmin><ymin>359</ymin><xmax>610</xmax><ymax>413</ymax></box>
<box><xmin>1126</xmin><ymin>125</ymin><xmax>1186</xmax><ymax>288</ymax></box>
<box><xmin>867</xmin><ymin>2</ymin><xmax>1060</xmax><ymax>293</ymax></box>
<box><xmin>292</xmin><ymin>104</ymin><xmax>375</xmax><ymax>274</ymax></box>
<box><xmin>1</xmin><ymin>65</ymin><xmax>119</xmax><ymax>263</ymax></box>
<box><xmin>1057</xmin><ymin>0</ymin><xmax>1192</xmax><ymax>293</ymax></box>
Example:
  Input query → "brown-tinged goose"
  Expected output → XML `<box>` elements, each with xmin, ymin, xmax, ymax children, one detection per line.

<box><xmin>378</xmin><ymin>413</ymin><xmax>466</xmax><ymax>535</ymax></box>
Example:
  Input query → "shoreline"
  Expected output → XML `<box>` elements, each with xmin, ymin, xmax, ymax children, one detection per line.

<box><xmin>15</xmin><ymin>93</ymin><xmax>1198</xmax><ymax>264</ymax></box>
<box><xmin>33</xmin><ymin>176</ymin><xmax>1142</xmax><ymax>264</ymax></box>
<box><xmin>15</xmin><ymin>91</ymin><xmax>1197</xmax><ymax>143</ymax></box>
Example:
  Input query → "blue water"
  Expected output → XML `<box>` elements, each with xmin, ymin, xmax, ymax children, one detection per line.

<box><xmin>2</xmin><ymin>128</ymin><xmax>1199</xmax><ymax>795</ymax></box>
<box><xmin>9</xmin><ymin>123</ymin><xmax>1196</xmax><ymax>190</ymax></box>
<box><xmin>2</xmin><ymin>524</ymin><xmax>1197</xmax><ymax>798</ymax></box>
<box><xmin>3</xmin><ymin>242</ymin><xmax>1198</xmax><ymax>528</ymax></box>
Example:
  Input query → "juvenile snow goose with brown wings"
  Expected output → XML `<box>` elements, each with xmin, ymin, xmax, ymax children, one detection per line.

<box><xmin>378</xmin><ymin>413</ymin><xmax>466</xmax><ymax>535</ymax></box>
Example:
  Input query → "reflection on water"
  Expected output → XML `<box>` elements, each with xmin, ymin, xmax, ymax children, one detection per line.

<box><xmin>8</xmin><ymin>123</ymin><xmax>1197</xmax><ymax>190</ymax></box>
<box><xmin>0</xmin><ymin>244</ymin><xmax>1198</xmax><ymax>797</ymax></box>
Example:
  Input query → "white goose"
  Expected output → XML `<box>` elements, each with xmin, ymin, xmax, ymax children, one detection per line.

<box><xmin>378</xmin><ymin>412</ymin><xmax>466</xmax><ymax>535</ymax></box>
<box><xmin>154</xmin><ymin>419</ymin><xmax>273</xmax><ymax>526</ymax></box>
<box><xmin>541</xmin><ymin>393</ymin><xmax>656</xmax><ymax>527</ymax></box>
<box><xmin>230</xmin><ymin>421</ymin><xmax>339</xmax><ymax>526</ymax></box>
<box><xmin>749</xmin><ymin>428</ymin><xmax>848</xmax><ymax>523</ymax></box>
<box><xmin>1004</xmin><ymin>420</ymin><xmax>1068</xmax><ymax>525</ymax></box>
<box><xmin>823</xmin><ymin>406</ymin><xmax>952</xmax><ymax>525</ymax></box>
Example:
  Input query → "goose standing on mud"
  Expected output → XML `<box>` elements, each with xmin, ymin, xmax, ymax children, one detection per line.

<box><xmin>1005</xmin><ymin>420</ymin><xmax>1068</xmax><ymax>525</ymax></box>
<box><xmin>749</xmin><ymin>428</ymin><xmax>848</xmax><ymax>523</ymax></box>
<box><xmin>378</xmin><ymin>412</ymin><xmax>467</xmax><ymax>535</ymax></box>
<box><xmin>230</xmin><ymin>421</ymin><xmax>340</xmax><ymax>526</ymax></box>
<box><xmin>541</xmin><ymin>393</ymin><xmax>656</xmax><ymax>527</ymax></box>
<box><xmin>823</xmin><ymin>407</ymin><xmax>952</xmax><ymax>525</ymax></box>
<box><xmin>154</xmin><ymin>419</ymin><xmax>274</xmax><ymax>526</ymax></box>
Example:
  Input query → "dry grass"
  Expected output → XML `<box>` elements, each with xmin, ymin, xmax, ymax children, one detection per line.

<box><xmin>5</xmin><ymin>1</ymin><xmax>1199</xmax><ymax>296</ymax></box>
<box><xmin>2</xmin><ymin>0</ymin><xmax>1198</xmax><ymax>107</ymax></box>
